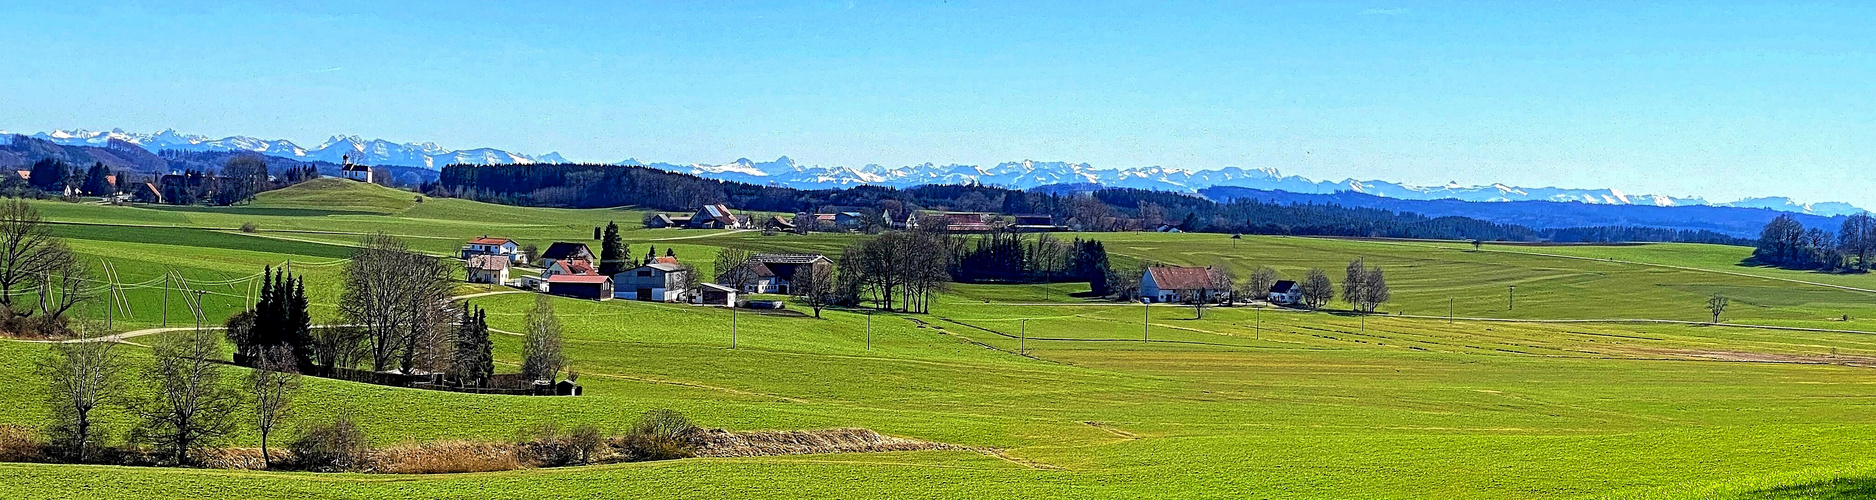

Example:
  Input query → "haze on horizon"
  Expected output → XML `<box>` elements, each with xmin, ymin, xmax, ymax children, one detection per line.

<box><xmin>1</xmin><ymin>1</ymin><xmax>1871</xmax><ymax>207</ymax></box>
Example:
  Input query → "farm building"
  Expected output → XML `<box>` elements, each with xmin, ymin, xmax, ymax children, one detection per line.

<box><xmin>540</xmin><ymin>259</ymin><xmax>598</xmax><ymax>279</ymax></box>
<box><xmin>689</xmin><ymin>204</ymin><xmax>739</xmax><ymax>229</ymax></box>
<box><xmin>546</xmin><ymin>274</ymin><xmax>613</xmax><ymax>301</ymax></box>
<box><xmin>1012</xmin><ymin>214</ymin><xmax>1064</xmax><ymax>232</ymax></box>
<box><xmin>615</xmin><ymin>262</ymin><xmax>688</xmax><ymax>301</ymax></box>
<box><xmin>694</xmin><ymin>283</ymin><xmax>737</xmax><ymax>306</ymax></box>
<box><xmin>737</xmin><ymin>253</ymin><xmax>832</xmax><ymax>294</ymax></box>
<box><xmin>1139</xmin><ymin>266</ymin><xmax>1225</xmax><ymax>303</ymax></box>
<box><xmin>1268</xmin><ymin>280</ymin><xmax>1301</xmax><ymax>305</ymax></box>
<box><xmin>917</xmin><ymin>211</ymin><xmax>996</xmax><ymax>232</ymax></box>
<box><xmin>764</xmin><ymin>215</ymin><xmax>796</xmax><ymax>232</ymax></box>
<box><xmin>644</xmin><ymin>214</ymin><xmax>679</xmax><ymax>228</ymax></box>
<box><xmin>538</xmin><ymin>242</ymin><xmax>595</xmax><ymax>270</ymax></box>
<box><xmin>465</xmin><ymin>255</ymin><xmax>510</xmax><ymax>285</ymax></box>
<box><xmin>461</xmin><ymin>236</ymin><xmax>525</xmax><ymax>264</ymax></box>
<box><xmin>132</xmin><ymin>182</ymin><xmax>162</xmax><ymax>203</ymax></box>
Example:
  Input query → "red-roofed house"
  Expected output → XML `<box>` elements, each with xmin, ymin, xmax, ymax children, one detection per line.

<box><xmin>461</xmin><ymin>236</ymin><xmax>525</xmax><ymax>264</ymax></box>
<box><xmin>1140</xmin><ymin>266</ymin><xmax>1226</xmax><ymax>303</ymax></box>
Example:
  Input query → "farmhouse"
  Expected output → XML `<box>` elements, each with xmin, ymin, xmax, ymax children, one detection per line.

<box><xmin>764</xmin><ymin>215</ymin><xmax>796</xmax><ymax>232</ymax></box>
<box><xmin>1012</xmin><ymin>214</ymin><xmax>1064</xmax><ymax>232</ymax></box>
<box><xmin>615</xmin><ymin>262</ymin><xmax>688</xmax><ymax>301</ymax></box>
<box><xmin>546</xmin><ymin>274</ymin><xmax>613</xmax><ymax>301</ymax></box>
<box><xmin>461</xmin><ymin>236</ymin><xmax>525</xmax><ymax>264</ymax></box>
<box><xmin>689</xmin><ymin>204</ymin><xmax>739</xmax><ymax>229</ymax></box>
<box><xmin>1139</xmin><ymin>266</ymin><xmax>1225</xmax><ymax>303</ymax></box>
<box><xmin>465</xmin><ymin>255</ymin><xmax>510</xmax><ymax>285</ymax></box>
<box><xmin>737</xmin><ymin>253</ymin><xmax>832</xmax><ymax>294</ymax></box>
<box><xmin>538</xmin><ymin>242</ymin><xmax>595</xmax><ymax>270</ymax></box>
<box><xmin>645</xmin><ymin>214</ymin><xmax>678</xmax><ymax>228</ymax></box>
<box><xmin>1268</xmin><ymin>280</ymin><xmax>1301</xmax><ymax>305</ymax></box>
<box><xmin>920</xmin><ymin>211</ymin><xmax>996</xmax><ymax>232</ymax></box>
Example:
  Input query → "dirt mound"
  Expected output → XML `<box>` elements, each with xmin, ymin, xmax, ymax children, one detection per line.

<box><xmin>690</xmin><ymin>428</ymin><xmax>974</xmax><ymax>458</ymax></box>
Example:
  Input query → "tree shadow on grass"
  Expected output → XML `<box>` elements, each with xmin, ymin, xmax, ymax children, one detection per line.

<box><xmin>1738</xmin><ymin>476</ymin><xmax>1876</xmax><ymax>499</ymax></box>
<box><xmin>142</xmin><ymin>205</ymin><xmax>385</xmax><ymax>218</ymax></box>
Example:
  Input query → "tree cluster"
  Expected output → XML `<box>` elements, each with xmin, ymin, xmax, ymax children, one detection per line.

<box><xmin>1752</xmin><ymin>213</ymin><xmax>1876</xmax><ymax>271</ymax></box>
<box><xmin>0</xmin><ymin>200</ymin><xmax>91</xmax><ymax>336</ymax></box>
<box><xmin>1342</xmin><ymin>258</ymin><xmax>1390</xmax><ymax>313</ymax></box>
<box><xmin>839</xmin><ymin>229</ymin><xmax>956</xmax><ymax>313</ymax></box>
<box><xmin>226</xmin><ymin>267</ymin><xmax>312</xmax><ymax>366</ymax></box>
<box><xmin>338</xmin><ymin>233</ymin><xmax>455</xmax><ymax>373</ymax></box>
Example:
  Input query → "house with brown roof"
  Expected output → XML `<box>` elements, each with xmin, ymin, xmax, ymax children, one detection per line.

<box><xmin>1140</xmin><ymin>266</ymin><xmax>1227</xmax><ymax>303</ymax></box>
<box><xmin>546</xmin><ymin>274</ymin><xmax>613</xmax><ymax>301</ymax></box>
<box><xmin>465</xmin><ymin>255</ymin><xmax>510</xmax><ymax>285</ymax></box>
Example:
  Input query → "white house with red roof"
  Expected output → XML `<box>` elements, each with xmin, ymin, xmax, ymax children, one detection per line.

<box><xmin>461</xmin><ymin>236</ymin><xmax>525</xmax><ymax>264</ymax></box>
<box><xmin>465</xmin><ymin>255</ymin><xmax>510</xmax><ymax>285</ymax></box>
<box><xmin>1140</xmin><ymin>266</ymin><xmax>1226</xmax><ymax>303</ymax></box>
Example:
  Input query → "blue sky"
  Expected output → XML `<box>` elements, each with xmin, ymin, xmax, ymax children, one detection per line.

<box><xmin>1</xmin><ymin>1</ymin><xmax>1871</xmax><ymax>206</ymax></box>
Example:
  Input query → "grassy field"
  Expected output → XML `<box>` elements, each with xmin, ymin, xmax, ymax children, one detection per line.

<box><xmin>2</xmin><ymin>180</ymin><xmax>1875</xmax><ymax>499</ymax></box>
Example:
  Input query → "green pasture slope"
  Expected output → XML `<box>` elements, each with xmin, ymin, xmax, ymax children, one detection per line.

<box><xmin>3</xmin><ymin>180</ymin><xmax>1876</xmax><ymax>499</ymax></box>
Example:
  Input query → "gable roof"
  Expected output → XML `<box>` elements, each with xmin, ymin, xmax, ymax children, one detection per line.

<box><xmin>696</xmin><ymin>204</ymin><xmax>736</xmax><ymax>223</ymax></box>
<box><xmin>650</xmin><ymin>256</ymin><xmax>679</xmax><ymax>265</ymax></box>
<box><xmin>699</xmin><ymin>283</ymin><xmax>735</xmax><ymax>292</ymax></box>
<box><xmin>747</xmin><ymin>262</ymin><xmax>776</xmax><ymax>278</ymax></box>
<box><xmin>341</xmin><ymin>163</ymin><xmax>371</xmax><ymax>172</ymax></box>
<box><xmin>466</xmin><ymin>255</ymin><xmax>509</xmax><ymax>270</ymax></box>
<box><xmin>541</xmin><ymin>242</ymin><xmax>592</xmax><ymax>260</ymax></box>
<box><xmin>631</xmin><ymin>262</ymin><xmax>683</xmax><ymax>273</ymax></box>
<box><xmin>469</xmin><ymin>237</ymin><xmax>513</xmax><ymax>246</ymax></box>
<box><xmin>564</xmin><ymin>260</ymin><xmax>598</xmax><ymax>276</ymax></box>
<box><xmin>1270</xmin><ymin>280</ymin><xmax>1297</xmax><ymax>294</ymax></box>
<box><xmin>1145</xmin><ymin>266</ymin><xmax>1216</xmax><ymax>291</ymax></box>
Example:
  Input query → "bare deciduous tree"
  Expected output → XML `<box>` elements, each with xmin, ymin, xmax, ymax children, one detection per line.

<box><xmin>1209</xmin><ymin>261</ymin><xmax>1238</xmax><ymax>306</ymax></box>
<box><xmin>1244</xmin><ymin>266</ymin><xmax>1279</xmax><ymax>301</ymax></box>
<box><xmin>1708</xmin><ymin>294</ymin><xmax>1730</xmax><ymax>324</ymax></box>
<box><xmin>136</xmin><ymin>327</ymin><xmax>242</xmax><ymax>466</ymax></box>
<box><xmin>38</xmin><ymin>325</ymin><xmax>123</xmax><ymax>462</ymax></box>
<box><xmin>0</xmin><ymin>200</ymin><xmax>58</xmax><ymax>314</ymax></box>
<box><xmin>713</xmin><ymin>246</ymin><xmax>757</xmax><ymax>292</ymax></box>
<box><xmin>248</xmin><ymin>345</ymin><xmax>300</xmax><ymax>469</ymax></box>
<box><xmin>340</xmin><ymin>233</ymin><xmax>453</xmax><ymax>372</ymax></box>
<box><xmin>792</xmin><ymin>262</ymin><xmax>837</xmax><ymax>318</ymax></box>
<box><xmin>35</xmin><ymin>241</ymin><xmax>91</xmax><ymax>321</ymax></box>
<box><xmin>522</xmin><ymin>295</ymin><xmax>565</xmax><ymax>383</ymax></box>
<box><xmin>1300</xmin><ymin>268</ymin><xmax>1334</xmax><ymax>309</ymax></box>
<box><xmin>1344</xmin><ymin>260</ymin><xmax>1390</xmax><ymax>313</ymax></box>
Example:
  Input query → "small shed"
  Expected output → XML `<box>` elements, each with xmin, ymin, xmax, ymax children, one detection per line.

<box><xmin>695</xmin><ymin>283</ymin><xmax>737</xmax><ymax>306</ymax></box>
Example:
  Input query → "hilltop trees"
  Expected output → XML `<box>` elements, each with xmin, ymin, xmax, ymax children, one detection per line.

<box><xmin>1752</xmin><ymin>214</ymin><xmax>1839</xmax><ymax>269</ymax></box>
<box><xmin>216</xmin><ymin>155</ymin><xmax>270</xmax><ymax>205</ymax></box>
<box><xmin>1299</xmin><ymin>269</ymin><xmax>1334</xmax><ymax>309</ymax></box>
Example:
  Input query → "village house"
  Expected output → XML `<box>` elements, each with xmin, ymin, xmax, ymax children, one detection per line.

<box><xmin>465</xmin><ymin>255</ymin><xmax>510</xmax><ymax>285</ymax></box>
<box><xmin>546</xmin><ymin>274</ymin><xmax>613</xmax><ymax>301</ymax></box>
<box><xmin>540</xmin><ymin>258</ymin><xmax>598</xmax><ymax>280</ymax></box>
<box><xmin>688</xmin><ymin>204</ymin><xmax>739</xmax><ymax>229</ymax></box>
<box><xmin>919</xmin><ymin>211</ymin><xmax>996</xmax><ymax>232</ymax></box>
<box><xmin>537</xmin><ymin>242</ymin><xmax>595</xmax><ymax>271</ymax></box>
<box><xmin>644</xmin><ymin>214</ymin><xmax>680</xmax><ymax>228</ymax></box>
<box><xmin>614</xmin><ymin>262</ymin><xmax>688</xmax><ymax>301</ymax></box>
<box><xmin>460</xmin><ymin>236</ymin><xmax>526</xmax><ymax>264</ymax></box>
<box><xmin>1139</xmin><ymin>266</ymin><xmax>1226</xmax><ymax>303</ymax></box>
<box><xmin>1268</xmin><ymin>280</ymin><xmax>1301</xmax><ymax>305</ymax></box>
<box><xmin>737</xmin><ymin>253</ymin><xmax>832</xmax><ymax>294</ymax></box>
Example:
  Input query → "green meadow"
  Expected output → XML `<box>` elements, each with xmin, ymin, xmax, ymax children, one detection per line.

<box><xmin>3</xmin><ymin>179</ymin><xmax>1876</xmax><ymax>499</ymax></box>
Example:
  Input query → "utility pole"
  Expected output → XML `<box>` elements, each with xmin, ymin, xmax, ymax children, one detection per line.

<box><xmin>1020</xmin><ymin>319</ymin><xmax>1027</xmax><ymax>356</ymax></box>
<box><xmin>192</xmin><ymin>290</ymin><xmax>209</xmax><ymax>331</ymax></box>
<box><xmin>866</xmin><ymin>311</ymin><xmax>872</xmax><ymax>351</ymax></box>
<box><xmin>162</xmin><ymin>273</ymin><xmax>169</xmax><ymax>327</ymax></box>
<box><xmin>1508</xmin><ymin>285</ymin><xmax>1516</xmax><ymax>311</ymax></box>
<box><xmin>730</xmin><ymin>302</ymin><xmax>737</xmax><ymax>349</ymax></box>
<box><xmin>1142</xmin><ymin>299</ymin><xmax>1150</xmax><ymax>343</ymax></box>
<box><xmin>1255</xmin><ymin>303</ymin><xmax>1262</xmax><ymax>340</ymax></box>
<box><xmin>1449</xmin><ymin>298</ymin><xmax>1454</xmax><ymax>324</ymax></box>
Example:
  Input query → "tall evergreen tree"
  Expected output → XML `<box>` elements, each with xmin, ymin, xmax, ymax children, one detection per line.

<box><xmin>599</xmin><ymin>221</ymin><xmax>628</xmax><ymax>275</ymax></box>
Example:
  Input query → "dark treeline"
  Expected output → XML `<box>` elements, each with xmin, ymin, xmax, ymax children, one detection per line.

<box><xmin>437</xmin><ymin>163</ymin><xmax>1757</xmax><ymax>245</ymax></box>
<box><xmin>1752</xmin><ymin>213</ymin><xmax>1876</xmax><ymax>271</ymax></box>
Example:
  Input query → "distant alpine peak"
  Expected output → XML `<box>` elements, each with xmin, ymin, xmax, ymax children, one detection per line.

<box><xmin>24</xmin><ymin>128</ymin><xmax>563</xmax><ymax>170</ymax></box>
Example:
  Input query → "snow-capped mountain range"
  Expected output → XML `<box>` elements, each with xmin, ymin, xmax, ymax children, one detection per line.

<box><xmin>9</xmin><ymin>128</ymin><xmax>1865</xmax><ymax>217</ymax></box>
<box><xmin>13</xmin><ymin>128</ymin><xmax>568</xmax><ymax>170</ymax></box>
